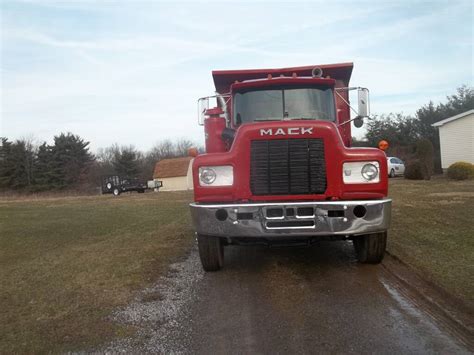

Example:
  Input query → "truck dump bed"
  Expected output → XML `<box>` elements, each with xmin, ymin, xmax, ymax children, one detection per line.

<box><xmin>212</xmin><ymin>62</ymin><xmax>353</xmax><ymax>94</ymax></box>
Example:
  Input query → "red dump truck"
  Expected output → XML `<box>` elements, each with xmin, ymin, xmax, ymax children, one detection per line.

<box><xmin>190</xmin><ymin>63</ymin><xmax>391</xmax><ymax>271</ymax></box>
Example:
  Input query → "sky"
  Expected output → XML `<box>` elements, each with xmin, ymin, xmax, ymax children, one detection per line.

<box><xmin>1</xmin><ymin>0</ymin><xmax>473</xmax><ymax>151</ymax></box>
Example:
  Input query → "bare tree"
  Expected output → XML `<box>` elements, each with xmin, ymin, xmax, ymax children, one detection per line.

<box><xmin>175</xmin><ymin>138</ymin><xmax>194</xmax><ymax>157</ymax></box>
<box><xmin>153</xmin><ymin>140</ymin><xmax>176</xmax><ymax>159</ymax></box>
<box><xmin>93</xmin><ymin>138</ymin><xmax>198</xmax><ymax>183</ymax></box>
<box><xmin>96</xmin><ymin>146</ymin><xmax>116</xmax><ymax>164</ymax></box>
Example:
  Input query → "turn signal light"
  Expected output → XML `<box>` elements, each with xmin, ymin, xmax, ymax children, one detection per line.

<box><xmin>188</xmin><ymin>147</ymin><xmax>198</xmax><ymax>157</ymax></box>
<box><xmin>378</xmin><ymin>140</ymin><xmax>389</xmax><ymax>151</ymax></box>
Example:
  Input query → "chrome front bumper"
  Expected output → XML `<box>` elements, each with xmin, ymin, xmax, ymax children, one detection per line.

<box><xmin>190</xmin><ymin>199</ymin><xmax>391</xmax><ymax>238</ymax></box>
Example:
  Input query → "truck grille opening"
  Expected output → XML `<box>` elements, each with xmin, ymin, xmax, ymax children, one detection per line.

<box><xmin>266</xmin><ymin>208</ymin><xmax>284</xmax><ymax>218</ymax></box>
<box><xmin>250</xmin><ymin>139</ymin><xmax>327</xmax><ymax>195</ymax></box>
<box><xmin>266</xmin><ymin>220</ymin><xmax>315</xmax><ymax>229</ymax></box>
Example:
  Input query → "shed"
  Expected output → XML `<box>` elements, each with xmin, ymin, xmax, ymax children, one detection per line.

<box><xmin>432</xmin><ymin>109</ymin><xmax>474</xmax><ymax>169</ymax></box>
<box><xmin>153</xmin><ymin>157</ymin><xmax>193</xmax><ymax>191</ymax></box>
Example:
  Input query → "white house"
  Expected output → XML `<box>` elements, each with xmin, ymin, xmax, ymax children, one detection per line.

<box><xmin>153</xmin><ymin>157</ymin><xmax>194</xmax><ymax>191</ymax></box>
<box><xmin>432</xmin><ymin>109</ymin><xmax>474</xmax><ymax>170</ymax></box>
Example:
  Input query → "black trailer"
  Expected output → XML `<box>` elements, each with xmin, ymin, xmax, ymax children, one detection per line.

<box><xmin>101</xmin><ymin>175</ymin><xmax>147</xmax><ymax>196</ymax></box>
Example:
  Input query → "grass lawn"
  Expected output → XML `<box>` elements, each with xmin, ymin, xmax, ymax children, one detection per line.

<box><xmin>0</xmin><ymin>191</ymin><xmax>194</xmax><ymax>354</ymax></box>
<box><xmin>388</xmin><ymin>176</ymin><xmax>474</xmax><ymax>305</ymax></box>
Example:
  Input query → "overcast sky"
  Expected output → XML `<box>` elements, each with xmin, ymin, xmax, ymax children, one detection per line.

<box><xmin>1</xmin><ymin>0</ymin><xmax>472</xmax><ymax>151</ymax></box>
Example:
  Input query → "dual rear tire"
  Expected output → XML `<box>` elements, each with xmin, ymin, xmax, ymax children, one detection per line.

<box><xmin>353</xmin><ymin>232</ymin><xmax>387</xmax><ymax>264</ymax></box>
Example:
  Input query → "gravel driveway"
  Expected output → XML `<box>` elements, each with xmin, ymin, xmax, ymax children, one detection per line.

<box><xmin>100</xmin><ymin>241</ymin><xmax>471</xmax><ymax>354</ymax></box>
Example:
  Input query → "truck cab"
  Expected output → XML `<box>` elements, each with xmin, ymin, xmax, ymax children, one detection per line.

<box><xmin>190</xmin><ymin>63</ymin><xmax>391</xmax><ymax>271</ymax></box>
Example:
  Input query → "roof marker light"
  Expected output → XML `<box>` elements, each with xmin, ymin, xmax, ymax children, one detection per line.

<box><xmin>311</xmin><ymin>67</ymin><xmax>323</xmax><ymax>78</ymax></box>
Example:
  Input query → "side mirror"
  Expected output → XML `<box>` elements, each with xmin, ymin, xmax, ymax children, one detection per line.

<box><xmin>357</xmin><ymin>88</ymin><xmax>370</xmax><ymax>118</ymax></box>
<box><xmin>197</xmin><ymin>97</ymin><xmax>209</xmax><ymax>125</ymax></box>
<box><xmin>353</xmin><ymin>117</ymin><xmax>364</xmax><ymax>128</ymax></box>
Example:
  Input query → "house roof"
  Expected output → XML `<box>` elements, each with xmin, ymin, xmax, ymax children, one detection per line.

<box><xmin>432</xmin><ymin>109</ymin><xmax>474</xmax><ymax>127</ymax></box>
<box><xmin>153</xmin><ymin>157</ymin><xmax>192</xmax><ymax>179</ymax></box>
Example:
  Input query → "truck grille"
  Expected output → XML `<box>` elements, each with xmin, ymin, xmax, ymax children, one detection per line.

<box><xmin>250</xmin><ymin>139</ymin><xmax>327</xmax><ymax>195</ymax></box>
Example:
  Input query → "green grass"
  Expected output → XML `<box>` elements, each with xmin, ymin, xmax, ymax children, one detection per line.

<box><xmin>387</xmin><ymin>176</ymin><xmax>474</xmax><ymax>304</ymax></box>
<box><xmin>0</xmin><ymin>192</ymin><xmax>194</xmax><ymax>354</ymax></box>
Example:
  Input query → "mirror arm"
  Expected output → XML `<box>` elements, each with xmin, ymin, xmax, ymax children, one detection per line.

<box><xmin>334</xmin><ymin>90</ymin><xmax>361</xmax><ymax>125</ymax></box>
<box><xmin>337</xmin><ymin>115</ymin><xmax>371</xmax><ymax>127</ymax></box>
<box><xmin>335</xmin><ymin>86</ymin><xmax>368</xmax><ymax>92</ymax></box>
<box><xmin>216</xmin><ymin>92</ymin><xmax>232</xmax><ymax>127</ymax></box>
<box><xmin>197</xmin><ymin>93</ymin><xmax>231</xmax><ymax>126</ymax></box>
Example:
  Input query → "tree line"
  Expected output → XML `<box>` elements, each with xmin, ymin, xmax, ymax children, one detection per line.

<box><xmin>358</xmin><ymin>85</ymin><xmax>473</xmax><ymax>173</ymax></box>
<box><xmin>0</xmin><ymin>135</ymin><xmax>197</xmax><ymax>192</ymax></box>
<box><xmin>1</xmin><ymin>86</ymin><xmax>472</xmax><ymax>191</ymax></box>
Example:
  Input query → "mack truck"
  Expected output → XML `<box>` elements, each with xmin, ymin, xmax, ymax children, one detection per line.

<box><xmin>190</xmin><ymin>63</ymin><xmax>391</xmax><ymax>271</ymax></box>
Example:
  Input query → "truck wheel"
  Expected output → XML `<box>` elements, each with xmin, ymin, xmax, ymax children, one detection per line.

<box><xmin>389</xmin><ymin>169</ymin><xmax>395</xmax><ymax>178</ymax></box>
<box><xmin>197</xmin><ymin>234</ymin><xmax>224</xmax><ymax>271</ymax></box>
<box><xmin>113</xmin><ymin>188</ymin><xmax>120</xmax><ymax>196</ymax></box>
<box><xmin>353</xmin><ymin>232</ymin><xmax>387</xmax><ymax>264</ymax></box>
<box><xmin>106</xmin><ymin>182</ymin><xmax>112</xmax><ymax>190</ymax></box>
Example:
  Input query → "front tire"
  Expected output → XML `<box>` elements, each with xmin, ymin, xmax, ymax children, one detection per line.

<box><xmin>389</xmin><ymin>169</ymin><xmax>395</xmax><ymax>178</ymax></box>
<box><xmin>353</xmin><ymin>232</ymin><xmax>387</xmax><ymax>264</ymax></box>
<box><xmin>113</xmin><ymin>188</ymin><xmax>120</xmax><ymax>196</ymax></box>
<box><xmin>197</xmin><ymin>234</ymin><xmax>224</xmax><ymax>271</ymax></box>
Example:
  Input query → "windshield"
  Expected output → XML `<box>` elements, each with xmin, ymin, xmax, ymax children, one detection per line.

<box><xmin>233</xmin><ymin>86</ymin><xmax>335</xmax><ymax>125</ymax></box>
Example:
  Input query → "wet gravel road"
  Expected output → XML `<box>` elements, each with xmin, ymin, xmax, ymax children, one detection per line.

<box><xmin>105</xmin><ymin>241</ymin><xmax>471</xmax><ymax>354</ymax></box>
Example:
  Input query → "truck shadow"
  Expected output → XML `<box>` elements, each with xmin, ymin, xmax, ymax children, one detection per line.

<box><xmin>222</xmin><ymin>240</ymin><xmax>365</xmax><ymax>273</ymax></box>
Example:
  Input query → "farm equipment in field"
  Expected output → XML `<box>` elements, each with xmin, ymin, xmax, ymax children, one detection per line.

<box><xmin>189</xmin><ymin>63</ymin><xmax>391</xmax><ymax>271</ymax></box>
<box><xmin>101</xmin><ymin>175</ymin><xmax>148</xmax><ymax>196</ymax></box>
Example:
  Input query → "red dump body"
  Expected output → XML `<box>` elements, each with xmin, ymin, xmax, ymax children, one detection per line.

<box><xmin>193</xmin><ymin>63</ymin><xmax>388</xmax><ymax>203</ymax></box>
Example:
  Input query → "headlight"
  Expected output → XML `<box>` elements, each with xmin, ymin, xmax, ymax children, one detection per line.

<box><xmin>199</xmin><ymin>166</ymin><xmax>233</xmax><ymax>186</ymax></box>
<box><xmin>361</xmin><ymin>163</ymin><xmax>378</xmax><ymax>181</ymax></box>
<box><xmin>343</xmin><ymin>161</ymin><xmax>380</xmax><ymax>184</ymax></box>
<box><xmin>199</xmin><ymin>168</ymin><xmax>216</xmax><ymax>185</ymax></box>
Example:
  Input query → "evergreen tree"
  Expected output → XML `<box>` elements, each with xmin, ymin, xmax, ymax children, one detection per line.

<box><xmin>365</xmin><ymin>113</ymin><xmax>419</xmax><ymax>147</ymax></box>
<box><xmin>50</xmin><ymin>133</ymin><xmax>94</xmax><ymax>188</ymax></box>
<box><xmin>0</xmin><ymin>139</ymin><xmax>36</xmax><ymax>189</ymax></box>
<box><xmin>0</xmin><ymin>138</ymin><xmax>15</xmax><ymax>188</ymax></box>
<box><xmin>112</xmin><ymin>145</ymin><xmax>141</xmax><ymax>177</ymax></box>
<box><xmin>32</xmin><ymin>143</ymin><xmax>55</xmax><ymax>191</ymax></box>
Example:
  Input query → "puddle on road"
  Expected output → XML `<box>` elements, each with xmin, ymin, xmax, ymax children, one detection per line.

<box><xmin>379</xmin><ymin>273</ymin><xmax>471</xmax><ymax>353</ymax></box>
